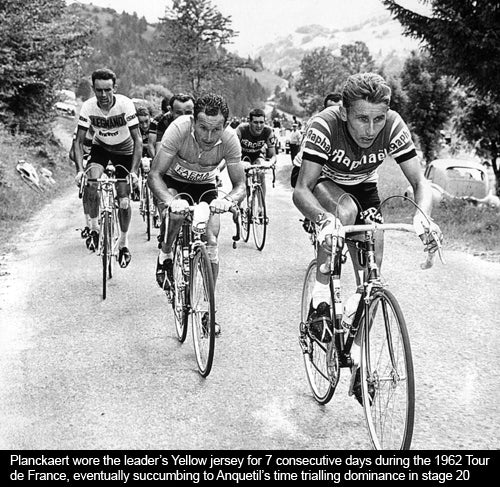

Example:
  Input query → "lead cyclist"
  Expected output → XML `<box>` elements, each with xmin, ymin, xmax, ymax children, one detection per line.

<box><xmin>293</xmin><ymin>72</ymin><xmax>443</xmax><ymax>404</ymax></box>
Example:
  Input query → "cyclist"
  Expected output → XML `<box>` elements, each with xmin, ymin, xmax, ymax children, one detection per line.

<box><xmin>132</xmin><ymin>106</ymin><xmax>154</xmax><ymax>201</ymax></box>
<box><xmin>148</xmin><ymin>93</ymin><xmax>246</xmax><ymax>334</ymax></box>
<box><xmin>292</xmin><ymin>73</ymin><xmax>442</xmax><ymax>403</ymax></box>
<box><xmin>148</xmin><ymin>93</ymin><xmax>195</xmax><ymax>156</ymax></box>
<box><xmin>69</xmin><ymin>126</ymin><xmax>94</xmax><ymax>239</ymax></box>
<box><xmin>73</xmin><ymin>68</ymin><xmax>143</xmax><ymax>267</ymax></box>
<box><xmin>148</xmin><ymin>94</ymin><xmax>195</xmax><ymax>245</ymax></box>
<box><xmin>236</xmin><ymin>108</ymin><xmax>277</xmax><ymax>199</ymax></box>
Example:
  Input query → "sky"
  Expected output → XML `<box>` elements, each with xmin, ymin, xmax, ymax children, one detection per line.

<box><xmin>68</xmin><ymin>0</ymin><xmax>429</xmax><ymax>57</ymax></box>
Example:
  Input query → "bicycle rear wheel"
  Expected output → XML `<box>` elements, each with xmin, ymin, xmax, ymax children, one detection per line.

<box><xmin>252</xmin><ymin>185</ymin><xmax>267</xmax><ymax>251</ymax></box>
<box><xmin>172</xmin><ymin>234</ymin><xmax>189</xmax><ymax>342</ymax></box>
<box><xmin>360</xmin><ymin>288</ymin><xmax>415</xmax><ymax>450</ymax></box>
<box><xmin>190</xmin><ymin>245</ymin><xmax>216</xmax><ymax>377</ymax></box>
<box><xmin>300</xmin><ymin>259</ymin><xmax>337</xmax><ymax>404</ymax></box>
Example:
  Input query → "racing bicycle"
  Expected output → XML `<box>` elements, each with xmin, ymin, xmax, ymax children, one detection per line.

<box><xmin>138</xmin><ymin>157</ymin><xmax>155</xmax><ymax>241</ymax></box>
<box><xmin>299</xmin><ymin>195</ymin><xmax>444</xmax><ymax>450</ymax></box>
<box><xmin>238</xmin><ymin>161</ymin><xmax>275</xmax><ymax>251</ymax></box>
<box><xmin>81</xmin><ymin>164</ymin><xmax>132</xmax><ymax>300</ymax></box>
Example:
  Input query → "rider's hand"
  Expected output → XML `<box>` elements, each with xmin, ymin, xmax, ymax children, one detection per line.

<box><xmin>130</xmin><ymin>172</ymin><xmax>139</xmax><ymax>188</ymax></box>
<box><xmin>241</xmin><ymin>160</ymin><xmax>252</xmax><ymax>171</ymax></box>
<box><xmin>170</xmin><ymin>198</ymin><xmax>190</xmax><ymax>215</ymax></box>
<box><xmin>74</xmin><ymin>171</ymin><xmax>84</xmax><ymax>186</ymax></box>
<box><xmin>413</xmin><ymin>214</ymin><xmax>443</xmax><ymax>253</ymax></box>
<box><xmin>317</xmin><ymin>215</ymin><xmax>343</xmax><ymax>251</ymax></box>
<box><xmin>210</xmin><ymin>197</ymin><xmax>233</xmax><ymax>214</ymax></box>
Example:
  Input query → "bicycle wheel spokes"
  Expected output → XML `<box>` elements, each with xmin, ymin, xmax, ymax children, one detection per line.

<box><xmin>300</xmin><ymin>260</ymin><xmax>337</xmax><ymax>404</ymax></box>
<box><xmin>240</xmin><ymin>200</ymin><xmax>250</xmax><ymax>242</ymax></box>
<box><xmin>361</xmin><ymin>288</ymin><xmax>415</xmax><ymax>450</ymax></box>
<box><xmin>252</xmin><ymin>186</ymin><xmax>267</xmax><ymax>251</ymax></box>
<box><xmin>145</xmin><ymin>186</ymin><xmax>151</xmax><ymax>241</ymax></box>
<box><xmin>190</xmin><ymin>246</ymin><xmax>216</xmax><ymax>377</ymax></box>
<box><xmin>172</xmin><ymin>237</ymin><xmax>188</xmax><ymax>342</ymax></box>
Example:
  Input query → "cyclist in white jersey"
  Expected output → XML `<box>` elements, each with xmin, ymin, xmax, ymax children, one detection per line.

<box><xmin>73</xmin><ymin>68</ymin><xmax>142</xmax><ymax>267</ymax></box>
<box><xmin>293</xmin><ymin>73</ymin><xmax>443</xmax><ymax>403</ymax></box>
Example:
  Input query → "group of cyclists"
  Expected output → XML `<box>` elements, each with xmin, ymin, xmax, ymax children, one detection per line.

<box><xmin>70</xmin><ymin>68</ymin><xmax>443</xmax><ymax>401</ymax></box>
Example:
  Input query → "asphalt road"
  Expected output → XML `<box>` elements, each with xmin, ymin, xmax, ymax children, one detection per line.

<box><xmin>0</xmin><ymin>153</ymin><xmax>498</xmax><ymax>450</ymax></box>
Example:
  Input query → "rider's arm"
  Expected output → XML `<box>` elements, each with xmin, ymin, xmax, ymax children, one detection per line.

<box><xmin>73</xmin><ymin>126</ymin><xmax>89</xmax><ymax>174</ymax></box>
<box><xmin>400</xmin><ymin>155</ymin><xmax>433</xmax><ymax>217</ymax></box>
<box><xmin>265</xmin><ymin>132</ymin><xmax>277</xmax><ymax>165</ymax></box>
<box><xmin>147</xmin><ymin>148</ymin><xmax>176</xmax><ymax>211</ymax></box>
<box><xmin>225</xmin><ymin>162</ymin><xmax>246</xmax><ymax>206</ymax></box>
<box><xmin>292</xmin><ymin>158</ymin><xmax>335</xmax><ymax>224</ymax></box>
<box><xmin>129</xmin><ymin>126</ymin><xmax>143</xmax><ymax>176</ymax></box>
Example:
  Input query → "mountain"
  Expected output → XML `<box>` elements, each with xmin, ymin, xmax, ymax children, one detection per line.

<box><xmin>256</xmin><ymin>14</ymin><xmax>420</xmax><ymax>75</ymax></box>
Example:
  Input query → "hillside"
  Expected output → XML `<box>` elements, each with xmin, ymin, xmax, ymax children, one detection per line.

<box><xmin>256</xmin><ymin>14</ymin><xmax>420</xmax><ymax>75</ymax></box>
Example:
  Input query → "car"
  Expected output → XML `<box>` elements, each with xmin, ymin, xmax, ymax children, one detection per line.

<box><xmin>275</xmin><ymin>128</ymin><xmax>291</xmax><ymax>154</ymax></box>
<box><xmin>54</xmin><ymin>101</ymin><xmax>76</xmax><ymax>117</ymax></box>
<box><xmin>404</xmin><ymin>158</ymin><xmax>490</xmax><ymax>204</ymax></box>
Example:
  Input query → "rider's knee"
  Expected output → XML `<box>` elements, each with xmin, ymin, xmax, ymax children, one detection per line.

<box><xmin>206</xmin><ymin>244</ymin><xmax>219</xmax><ymax>265</ymax></box>
<box><xmin>118</xmin><ymin>197</ymin><xmax>130</xmax><ymax>210</ymax></box>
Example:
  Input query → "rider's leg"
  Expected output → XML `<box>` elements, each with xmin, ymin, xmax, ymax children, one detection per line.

<box><xmin>116</xmin><ymin>180</ymin><xmax>132</xmax><ymax>247</ymax></box>
<box><xmin>313</xmin><ymin>179</ymin><xmax>359</xmax><ymax>304</ymax></box>
<box><xmin>206</xmin><ymin>214</ymin><xmax>221</xmax><ymax>285</ymax></box>
<box><xmin>86</xmin><ymin>163</ymin><xmax>104</xmax><ymax>233</ymax></box>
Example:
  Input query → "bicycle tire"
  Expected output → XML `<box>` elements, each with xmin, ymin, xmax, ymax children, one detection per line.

<box><xmin>252</xmin><ymin>185</ymin><xmax>267</xmax><ymax>251</ymax></box>
<box><xmin>360</xmin><ymin>288</ymin><xmax>415</xmax><ymax>450</ymax></box>
<box><xmin>240</xmin><ymin>200</ymin><xmax>250</xmax><ymax>242</ymax></box>
<box><xmin>190</xmin><ymin>245</ymin><xmax>216</xmax><ymax>377</ymax></box>
<box><xmin>300</xmin><ymin>259</ymin><xmax>337</xmax><ymax>404</ymax></box>
<box><xmin>172</xmin><ymin>234</ymin><xmax>189</xmax><ymax>342</ymax></box>
<box><xmin>145</xmin><ymin>185</ymin><xmax>151</xmax><ymax>241</ymax></box>
<box><xmin>101</xmin><ymin>213</ymin><xmax>110</xmax><ymax>300</ymax></box>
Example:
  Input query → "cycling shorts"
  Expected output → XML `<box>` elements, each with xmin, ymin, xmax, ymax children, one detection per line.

<box><xmin>318</xmin><ymin>179</ymin><xmax>383</xmax><ymax>224</ymax></box>
<box><xmin>89</xmin><ymin>144</ymin><xmax>133</xmax><ymax>179</ymax></box>
<box><xmin>162</xmin><ymin>175</ymin><xmax>218</xmax><ymax>205</ymax></box>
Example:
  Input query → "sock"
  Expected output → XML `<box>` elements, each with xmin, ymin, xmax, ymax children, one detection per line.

<box><xmin>85</xmin><ymin>214</ymin><xmax>91</xmax><ymax>228</ymax></box>
<box><xmin>312</xmin><ymin>281</ymin><xmax>331</xmax><ymax>308</ymax></box>
<box><xmin>118</xmin><ymin>231</ymin><xmax>128</xmax><ymax>249</ymax></box>
<box><xmin>90</xmin><ymin>217</ymin><xmax>99</xmax><ymax>232</ymax></box>
<box><xmin>158</xmin><ymin>250</ymin><xmax>173</xmax><ymax>264</ymax></box>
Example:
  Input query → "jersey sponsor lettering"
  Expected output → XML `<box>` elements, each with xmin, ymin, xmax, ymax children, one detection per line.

<box><xmin>237</xmin><ymin>123</ymin><xmax>274</xmax><ymax>162</ymax></box>
<box><xmin>89</xmin><ymin>114</ymin><xmax>127</xmax><ymax>129</ymax></box>
<box><xmin>172</xmin><ymin>162</ymin><xmax>216</xmax><ymax>183</ymax></box>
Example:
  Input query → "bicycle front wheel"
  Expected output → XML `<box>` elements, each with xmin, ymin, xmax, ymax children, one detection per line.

<box><xmin>252</xmin><ymin>186</ymin><xmax>267</xmax><ymax>251</ymax></box>
<box><xmin>172</xmin><ymin>234</ymin><xmax>189</xmax><ymax>342</ymax></box>
<box><xmin>360</xmin><ymin>288</ymin><xmax>415</xmax><ymax>450</ymax></box>
<box><xmin>145</xmin><ymin>185</ymin><xmax>151</xmax><ymax>241</ymax></box>
<box><xmin>300</xmin><ymin>259</ymin><xmax>337</xmax><ymax>404</ymax></box>
<box><xmin>101</xmin><ymin>213</ymin><xmax>112</xmax><ymax>300</ymax></box>
<box><xmin>240</xmin><ymin>200</ymin><xmax>250</xmax><ymax>242</ymax></box>
<box><xmin>190</xmin><ymin>245</ymin><xmax>216</xmax><ymax>377</ymax></box>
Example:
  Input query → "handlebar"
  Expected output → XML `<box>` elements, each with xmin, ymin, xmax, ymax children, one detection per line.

<box><xmin>245</xmin><ymin>163</ymin><xmax>276</xmax><ymax>187</ymax></box>
<box><xmin>319</xmin><ymin>222</ymin><xmax>445</xmax><ymax>271</ymax></box>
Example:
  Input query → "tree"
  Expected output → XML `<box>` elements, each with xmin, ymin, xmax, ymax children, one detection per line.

<box><xmin>400</xmin><ymin>51</ymin><xmax>454</xmax><ymax>162</ymax></box>
<box><xmin>454</xmin><ymin>91</ymin><xmax>500</xmax><ymax>196</ymax></box>
<box><xmin>0</xmin><ymin>0</ymin><xmax>92</xmax><ymax>134</ymax></box>
<box><xmin>341</xmin><ymin>41</ymin><xmax>375</xmax><ymax>74</ymax></box>
<box><xmin>383</xmin><ymin>0</ymin><xmax>500</xmax><ymax>101</ymax></box>
<box><xmin>295</xmin><ymin>47</ymin><xmax>348</xmax><ymax>116</ymax></box>
<box><xmin>158</xmin><ymin>0</ymin><xmax>239</xmax><ymax>94</ymax></box>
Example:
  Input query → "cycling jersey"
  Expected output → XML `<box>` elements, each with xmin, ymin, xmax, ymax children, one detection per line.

<box><xmin>236</xmin><ymin>123</ymin><xmax>275</xmax><ymax>162</ymax></box>
<box><xmin>149</xmin><ymin>112</ymin><xmax>174</xmax><ymax>142</ymax></box>
<box><xmin>302</xmin><ymin>106</ymin><xmax>417</xmax><ymax>186</ymax></box>
<box><xmin>160</xmin><ymin>115</ymin><xmax>241</xmax><ymax>184</ymax></box>
<box><xmin>78</xmin><ymin>94</ymin><xmax>138</xmax><ymax>155</ymax></box>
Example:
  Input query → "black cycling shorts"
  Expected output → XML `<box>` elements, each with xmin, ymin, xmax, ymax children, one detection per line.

<box><xmin>89</xmin><ymin>144</ymin><xmax>133</xmax><ymax>179</ymax></box>
<box><xmin>319</xmin><ymin>179</ymin><xmax>384</xmax><ymax>224</ymax></box>
<box><xmin>162</xmin><ymin>175</ymin><xmax>218</xmax><ymax>205</ymax></box>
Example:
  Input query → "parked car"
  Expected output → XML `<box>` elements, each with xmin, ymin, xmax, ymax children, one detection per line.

<box><xmin>54</xmin><ymin>101</ymin><xmax>76</xmax><ymax>117</ymax></box>
<box><xmin>404</xmin><ymin>158</ymin><xmax>489</xmax><ymax>204</ymax></box>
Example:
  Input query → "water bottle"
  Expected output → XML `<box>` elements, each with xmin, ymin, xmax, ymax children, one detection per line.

<box><xmin>341</xmin><ymin>292</ymin><xmax>361</xmax><ymax>331</ymax></box>
<box><xmin>192</xmin><ymin>201</ymin><xmax>210</xmax><ymax>234</ymax></box>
